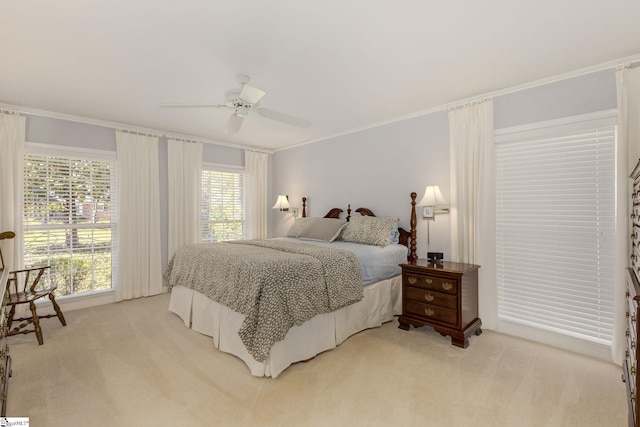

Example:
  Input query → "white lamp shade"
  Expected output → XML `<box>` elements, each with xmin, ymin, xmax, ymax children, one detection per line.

<box><xmin>272</xmin><ymin>195</ymin><xmax>291</xmax><ymax>210</ymax></box>
<box><xmin>418</xmin><ymin>185</ymin><xmax>447</xmax><ymax>206</ymax></box>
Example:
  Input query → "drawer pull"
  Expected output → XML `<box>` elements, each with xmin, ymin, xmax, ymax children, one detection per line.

<box><xmin>424</xmin><ymin>308</ymin><xmax>435</xmax><ymax>316</ymax></box>
<box><xmin>425</xmin><ymin>278</ymin><xmax>433</xmax><ymax>284</ymax></box>
<box><xmin>407</xmin><ymin>276</ymin><xmax>417</xmax><ymax>285</ymax></box>
<box><xmin>442</xmin><ymin>282</ymin><xmax>453</xmax><ymax>291</ymax></box>
<box><xmin>424</xmin><ymin>293</ymin><xmax>435</xmax><ymax>302</ymax></box>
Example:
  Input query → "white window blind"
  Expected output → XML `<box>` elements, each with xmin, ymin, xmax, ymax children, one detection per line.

<box><xmin>23</xmin><ymin>153</ymin><xmax>116</xmax><ymax>297</ymax></box>
<box><xmin>201</xmin><ymin>167</ymin><xmax>245</xmax><ymax>242</ymax></box>
<box><xmin>496</xmin><ymin>117</ymin><xmax>615</xmax><ymax>346</ymax></box>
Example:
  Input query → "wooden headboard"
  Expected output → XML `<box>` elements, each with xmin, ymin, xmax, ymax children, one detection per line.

<box><xmin>300</xmin><ymin>194</ymin><xmax>418</xmax><ymax>262</ymax></box>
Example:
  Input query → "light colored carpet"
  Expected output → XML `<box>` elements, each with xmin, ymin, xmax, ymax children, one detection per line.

<box><xmin>6</xmin><ymin>292</ymin><xmax>627</xmax><ymax>426</ymax></box>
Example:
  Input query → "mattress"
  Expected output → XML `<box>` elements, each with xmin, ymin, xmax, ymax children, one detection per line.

<box><xmin>274</xmin><ymin>237</ymin><xmax>408</xmax><ymax>285</ymax></box>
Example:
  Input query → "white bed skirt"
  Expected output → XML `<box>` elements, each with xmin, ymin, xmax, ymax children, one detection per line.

<box><xmin>168</xmin><ymin>275</ymin><xmax>402</xmax><ymax>378</ymax></box>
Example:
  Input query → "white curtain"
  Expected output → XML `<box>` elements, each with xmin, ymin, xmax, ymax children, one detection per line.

<box><xmin>613</xmin><ymin>65</ymin><xmax>640</xmax><ymax>364</ymax></box>
<box><xmin>0</xmin><ymin>113</ymin><xmax>25</xmax><ymax>270</ymax></box>
<box><xmin>449</xmin><ymin>100</ymin><xmax>497</xmax><ymax>329</ymax></box>
<box><xmin>115</xmin><ymin>131</ymin><xmax>162</xmax><ymax>301</ymax></box>
<box><xmin>167</xmin><ymin>138</ymin><xmax>203</xmax><ymax>258</ymax></box>
<box><xmin>245</xmin><ymin>150</ymin><xmax>269</xmax><ymax>239</ymax></box>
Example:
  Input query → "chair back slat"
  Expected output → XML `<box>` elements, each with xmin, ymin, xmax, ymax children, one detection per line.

<box><xmin>9</xmin><ymin>266</ymin><xmax>51</xmax><ymax>295</ymax></box>
<box><xmin>0</xmin><ymin>231</ymin><xmax>15</xmax><ymax>299</ymax></box>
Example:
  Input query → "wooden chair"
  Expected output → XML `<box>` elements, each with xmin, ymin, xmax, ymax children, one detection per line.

<box><xmin>4</xmin><ymin>249</ymin><xmax>66</xmax><ymax>345</ymax></box>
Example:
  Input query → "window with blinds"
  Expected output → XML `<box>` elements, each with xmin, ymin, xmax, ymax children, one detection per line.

<box><xmin>201</xmin><ymin>166</ymin><xmax>245</xmax><ymax>242</ymax></box>
<box><xmin>495</xmin><ymin>115</ymin><xmax>616</xmax><ymax>346</ymax></box>
<box><xmin>23</xmin><ymin>152</ymin><xmax>116</xmax><ymax>297</ymax></box>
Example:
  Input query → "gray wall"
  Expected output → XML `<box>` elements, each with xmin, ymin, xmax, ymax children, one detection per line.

<box><xmin>270</xmin><ymin>69</ymin><xmax>617</xmax><ymax>260</ymax></box>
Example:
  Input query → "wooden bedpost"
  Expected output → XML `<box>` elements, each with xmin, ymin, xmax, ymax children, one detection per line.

<box><xmin>302</xmin><ymin>197</ymin><xmax>307</xmax><ymax>218</ymax></box>
<box><xmin>409</xmin><ymin>192</ymin><xmax>417</xmax><ymax>263</ymax></box>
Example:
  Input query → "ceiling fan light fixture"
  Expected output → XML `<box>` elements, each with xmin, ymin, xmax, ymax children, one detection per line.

<box><xmin>236</xmin><ymin>105</ymin><xmax>249</xmax><ymax>117</ymax></box>
<box><xmin>161</xmin><ymin>74</ymin><xmax>312</xmax><ymax>133</ymax></box>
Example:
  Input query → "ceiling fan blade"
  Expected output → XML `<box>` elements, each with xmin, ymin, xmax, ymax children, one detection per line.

<box><xmin>160</xmin><ymin>103</ymin><xmax>227</xmax><ymax>108</ymax></box>
<box><xmin>239</xmin><ymin>84</ymin><xmax>266</xmax><ymax>104</ymax></box>
<box><xmin>257</xmin><ymin>108</ymin><xmax>311</xmax><ymax>128</ymax></box>
<box><xmin>225</xmin><ymin>114</ymin><xmax>244</xmax><ymax>134</ymax></box>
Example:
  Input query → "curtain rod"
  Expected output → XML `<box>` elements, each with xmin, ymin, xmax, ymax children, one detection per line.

<box><xmin>116</xmin><ymin>128</ymin><xmax>163</xmax><ymax>139</ymax></box>
<box><xmin>166</xmin><ymin>136</ymin><xmax>201</xmax><ymax>144</ymax></box>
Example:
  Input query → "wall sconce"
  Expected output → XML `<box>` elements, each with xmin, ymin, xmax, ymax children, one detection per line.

<box><xmin>272</xmin><ymin>195</ymin><xmax>300</xmax><ymax>217</ymax></box>
<box><xmin>418</xmin><ymin>185</ymin><xmax>449</xmax><ymax>245</ymax></box>
<box><xmin>418</xmin><ymin>185</ymin><xmax>449</xmax><ymax>220</ymax></box>
<box><xmin>272</xmin><ymin>195</ymin><xmax>291</xmax><ymax>212</ymax></box>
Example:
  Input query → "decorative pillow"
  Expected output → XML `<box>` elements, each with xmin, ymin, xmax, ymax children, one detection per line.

<box><xmin>286</xmin><ymin>217</ymin><xmax>316</xmax><ymax>237</ymax></box>
<box><xmin>297</xmin><ymin>218</ymin><xmax>347</xmax><ymax>243</ymax></box>
<box><xmin>340</xmin><ymin>216</ymin><xmax>399</xmax><ymax>247</ymax></box>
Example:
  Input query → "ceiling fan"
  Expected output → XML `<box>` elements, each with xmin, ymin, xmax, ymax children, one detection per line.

<box><xmin>161</xmin><ymin>74</ymin><xmax>311</xmax><ymax>134</ymax></box>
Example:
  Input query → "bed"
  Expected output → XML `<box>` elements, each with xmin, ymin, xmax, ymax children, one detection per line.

<box><xmin>164</xmin><ymin>195</ymin><xmax>419</xmax><ymax>378</ymax></box>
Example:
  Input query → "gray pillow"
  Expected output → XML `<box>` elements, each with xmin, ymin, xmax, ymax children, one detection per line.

<box><xmin>286</xmin><ymin>217</ymin><xmax>317</xmax><ymax>237</ymax></box>
<box><xmin>340</xmin><ymin>216</ymin><xmax>399</xmax><ymax>247</ymax></box>
<box><xmin>297</xmin><ymin>218</ymin><xmax>347</xmax><ymax>242</ymax></box>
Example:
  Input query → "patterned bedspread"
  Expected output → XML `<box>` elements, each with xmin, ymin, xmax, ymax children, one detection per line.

<box><xmin>163</xmin><ymin>239</ymin><xmax>364</xmax><ymax>362</ymax></box>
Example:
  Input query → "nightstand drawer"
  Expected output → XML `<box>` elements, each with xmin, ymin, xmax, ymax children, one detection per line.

<box><xmin>405</xmin><ymin>286</ymin><xmax>457</xmax><ymax>310</ymax></box>
<box><xmin>404</xmin><ymin>273</ymin><xmax>457</xmax><ymax>295</ymax></box>
<box><xmin>405</xmin><ymin>300</ymin><xmax>457</xmax><ymax>325</ymax></box>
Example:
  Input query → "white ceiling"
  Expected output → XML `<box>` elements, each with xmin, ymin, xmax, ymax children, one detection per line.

<box><xmin>1</xmin><ymin>1</ymin><xmax>639</xmax><ymax>151</ymax></box>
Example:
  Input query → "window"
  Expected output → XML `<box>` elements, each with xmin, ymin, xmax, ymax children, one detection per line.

<box><xmin>495</xmin><ymin>113</ymin><xmax>616</xmax><ymax>346</ymax></box>
<box><xmin>201</xmin><ymin>166</ymin><xmax>245</xmax><ymax>242</ymax></box>
<box><xmin>23</xmin><ymin>147</ymin><xmax>116</xmax><ymax>297</ymax></box>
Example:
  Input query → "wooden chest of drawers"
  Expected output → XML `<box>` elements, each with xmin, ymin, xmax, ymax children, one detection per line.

<box><xmin>625</xmin><ymin>158</ymin><xmax>640</xmax><ymax>426</ymax></box>
<box><xmin>0</xmin><ymin>235</ymin><xmax>11</xmax><ymax>416</ymax></box>
<box><xmin>398</xmin><ymin>259</ymin><xmax>482</xmax><ymax>348</ymax></box>
<box><xmin>625</xmin><ymin>268</ymin><xmax>639</xmax><ymax>427</ymax></box>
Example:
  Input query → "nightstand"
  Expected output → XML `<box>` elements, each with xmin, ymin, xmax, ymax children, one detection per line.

<box><xmin>398</xmin><ymin>259</ymin><xmax>482</xmax><ymax>348</ymax></box>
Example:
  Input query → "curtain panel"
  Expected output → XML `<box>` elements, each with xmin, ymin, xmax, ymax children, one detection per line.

<box><xmin>115</xmin><ymin>131</ymin><xmax>162</xmax><ymax>301</ymax></box>
<box><xmin>0</xmin><ymin>113</ymin><xmax>26</xmax><ymax>270</ymax></box>
<box><xmin>244</xmin><ymin>150</ymin><xmax>269</xmax><ymax>239</ymax></box>
<box><xmin>167</xmin><ymin>139</ymin><xmax>203</xmax><ymax>258</ymax></box>
<box><xmin>448</xmin><ymin>100</ymin><xmax>496</xmax><ymax>329</ymax></box>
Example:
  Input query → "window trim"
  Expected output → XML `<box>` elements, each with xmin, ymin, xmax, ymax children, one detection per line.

<box><xmin>23</xmin><ymin>143</ymin><xmax>117</xmax><ymax>299</ymax></box>
<box><xmin>201</xmin><ymin>163</ymin><xmax>246</xmax><ymax>242</ymax></box>
<box><xmin>494</xmin><ymin>110</ymin><xmax>617</xmax><ymax>361</ymax></box>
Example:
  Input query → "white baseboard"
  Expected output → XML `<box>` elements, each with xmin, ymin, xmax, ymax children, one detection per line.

<box><xmin>34</xmin><ymin>285</ymin><xmax>170</xmax><ymax>314</ymax></box>
<box><xmin>497</xmin><ymin>319</ymin><xmax>612</xmax><ymax>362</ymax></box>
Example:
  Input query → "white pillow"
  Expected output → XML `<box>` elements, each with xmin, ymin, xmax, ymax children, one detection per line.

<box><xmin>286</xmin><ymin>217</ymin><xmax>316</xmax><ymax>237</ymax></box>
<box><xmin>297</xmin><ymin>218</ymin><xmax>347</xmax><ymax>242</ymax></box>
